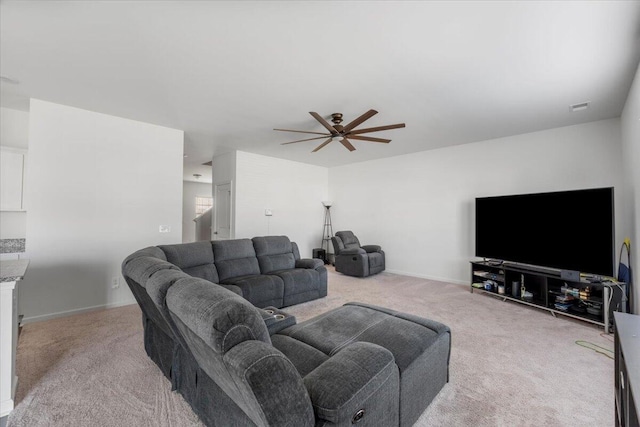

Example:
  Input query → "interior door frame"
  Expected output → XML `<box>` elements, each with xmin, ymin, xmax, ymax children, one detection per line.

<box><xmin>212</xmin><ymin>181</ymin><xmax>233</xmax><ymax>240</ymax></box>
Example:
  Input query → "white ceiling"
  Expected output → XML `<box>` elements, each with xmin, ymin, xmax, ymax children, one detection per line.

<box><xmin>2</xmin><ymin>1</ymin><xmax>639</xmax><ymax>183</ymax></box>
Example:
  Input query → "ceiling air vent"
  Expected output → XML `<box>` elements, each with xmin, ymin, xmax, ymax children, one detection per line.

<box><xmin>569</xmin><ymin>101</ymin><xmax>590</xmax><ymax>112</ymax></box>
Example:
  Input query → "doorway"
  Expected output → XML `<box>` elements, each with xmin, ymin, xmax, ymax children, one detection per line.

<box><xmin>213</xmin><ymin>182</ymin><xmax>232</xmax><ymax>240</ymax></box>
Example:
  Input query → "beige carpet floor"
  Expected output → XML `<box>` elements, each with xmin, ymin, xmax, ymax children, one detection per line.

<box><xmin>8</xmin><ymin>267</ymin><xmax>615</xmax><ymax>426</ymax></box>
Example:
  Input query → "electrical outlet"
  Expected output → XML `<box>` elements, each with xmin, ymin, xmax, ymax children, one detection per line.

<box><xmin>265</xmin><ymin>209</ymin><xmax>273</xmax><ymax>216</ymax></box>
<box><xmin>159</xmin><ymin>225</ymin><xmax>171</xmax><ymax>233</ymax></box>
<box><xmin>111</xmin><ymin>277</ymin><xmax>120</xmax><ymax>289</ymax></box>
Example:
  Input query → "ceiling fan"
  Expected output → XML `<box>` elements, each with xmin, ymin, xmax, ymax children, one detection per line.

<box><xmin>275</xmin><ymin>109</ymin><xmax>405</xmax><ymax>152</ymax></box>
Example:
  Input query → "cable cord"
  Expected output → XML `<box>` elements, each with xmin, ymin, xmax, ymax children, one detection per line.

<box><xmin>575</xmin><ymin>340</ymin><xmax>614</xmax><ymax>360</ymax></box>
<box><xmin>599</xmin><ymin>332</ymin><xmax>614</xmax><ymax>343</ymax></box>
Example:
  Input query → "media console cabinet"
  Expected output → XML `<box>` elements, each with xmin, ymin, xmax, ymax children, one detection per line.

<box><xmin>470</xmin><ymin>260</ymin><xmax>627</xmax><ymax>332</ymax></box>
<box><xmin>614</xmin><ymin>312</ymin><xmax>639</xmax><ymax>427</ymax></box>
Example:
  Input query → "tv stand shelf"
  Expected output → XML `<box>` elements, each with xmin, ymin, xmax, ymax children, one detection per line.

<box><xmin>470</xmin><ymin>260</ymin><xmax>627</xmax><ymax>332</ymax></box>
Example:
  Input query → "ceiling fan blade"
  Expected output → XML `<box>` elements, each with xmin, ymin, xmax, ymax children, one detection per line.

<box><xmin>312</xmin><ymin>138</ymin><xmax>333</xmax><ymax>152</ymax></box>
<box><xmin>347</xmin><ymin>135</ymin><xmax>391</xmax><ymax>143</ymax></box>
<box><xmin>280</xmin><ymin>135</ymin><xmax>333</xmax><ymax>145</ymax></box>
<box><xmin>340</xmin><ymin>138</ymin><xmax>356</xmax><ymax>152</ymax></box>
<box><xmin>341</xmin><ymin>109</ymin><xmax>378</xmax><ymax>133</ymax></box>
<box><xmin>349</xmin><ymin>123</ymin><xmax>406</xmax><ymax>135</ymax></box>
<box><xmin>273</xmin><ymin>128</ymin><xmax>331</xmax><ymax>136</ymax></box>
<box><xmin>309</xmin><ymin>112</ymin><xmax>338</xmax><ymax>134</ymax></box>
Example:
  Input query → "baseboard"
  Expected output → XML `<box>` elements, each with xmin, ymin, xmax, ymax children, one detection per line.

<box><xmin>21</xmin><ymin>299</ymin><xmax>137</xmax><ymax>325</ymax></box>
<box><xmin>384</xmin><ymin>269</ymin><xmax>468</xmax><ymax>286</ymax></box>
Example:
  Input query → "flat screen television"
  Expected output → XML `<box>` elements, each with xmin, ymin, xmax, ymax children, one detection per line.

<box><xmin>475</xmin><ymin>187</ymin><xmax>615</xmax><ymax>276</ymax></box>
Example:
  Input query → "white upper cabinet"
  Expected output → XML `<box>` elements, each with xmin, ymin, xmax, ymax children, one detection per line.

<box><xmin>0</xmin><ymin>147</ymin><xmax>27</xmax><ymax>211</ymax></box>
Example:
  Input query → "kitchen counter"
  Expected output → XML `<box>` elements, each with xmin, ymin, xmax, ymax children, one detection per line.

<box><xmin>0</xmin><ymin>258</ymin><xmax>28</xmax><ymax>420</ymax></box>
<box><xmin>0</xmin><ymin>259</ymin><xmax>29</xmax><ymax>283</ymax></box>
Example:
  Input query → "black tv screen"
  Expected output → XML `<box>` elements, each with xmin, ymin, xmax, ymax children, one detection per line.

<box><xmin>475</xmin><ymin>187</ymin><xmax>614</xmax><ymax>276</ymax></box>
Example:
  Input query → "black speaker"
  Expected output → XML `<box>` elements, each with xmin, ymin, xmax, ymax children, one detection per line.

<box><xmin>312</xmin><ymin>248</ymin><xmax>326</xmax><ymax>261</ymax></box>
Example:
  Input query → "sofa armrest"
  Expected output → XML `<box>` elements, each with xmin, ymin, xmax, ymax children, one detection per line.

<box><xmin>224</xmin><ymin>340</ymin><xmax>315</xmax><ymax>426</ymax></box>
<box><xmin>303</xmin><ymin>342</ymin><xmax>399</xmax><ymax>425</ymax></box>
<box><xmin>362</xmin><ymin>244</ymin><xmax>382</xmax><ymax>253</ymax></box>
<box><xmin>296</xmin><ymin>258</ymin><xmax>324</xmax><ymax>269</ymax></box>
<box><xmin>340</xmin><ymin>247</ymin><xmax>366</xmax><ymax>255</ymax></box>
<box><xmin>260</xmin><ymin>306</ymin><xmax>297</xmax><ymax>335</ymax></box>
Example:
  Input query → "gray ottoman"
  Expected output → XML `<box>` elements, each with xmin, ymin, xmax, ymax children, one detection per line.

<box><xmin>274</xmin><ymin>302</ymin><xmax>451</xmax><ymax>427</ymax></box>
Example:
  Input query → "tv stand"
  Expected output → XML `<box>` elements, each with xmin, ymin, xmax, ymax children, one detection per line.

<box><xmin>470</xmin><ymin>260</ymin><xmax>627</xmax><ymax>332</ymax></box>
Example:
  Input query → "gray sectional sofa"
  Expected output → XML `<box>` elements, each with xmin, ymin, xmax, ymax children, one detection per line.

<box><xmin>122</xmin><ymin>236</ymin><xmax>451</xmax><ymax>427</ymax></box>
<box><xmin>159</xmin><ymin>236</ymin><xmax>327</xmax><ymax>308</ymax></box>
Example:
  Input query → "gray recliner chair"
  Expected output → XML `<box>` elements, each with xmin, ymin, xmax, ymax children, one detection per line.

<box><xmin>331</xmin><ymin>230</ymin><xmax>385</xmax><ymax>277</ymax></box>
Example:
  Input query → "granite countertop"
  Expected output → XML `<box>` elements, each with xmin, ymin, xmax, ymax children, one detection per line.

<box><xmin>0</xmin><ymin>238</ymin><xmax>26</xmax><ymax>254</ymax></box>
<box><xmin>0</xmin><ymin>259</ymin><xmax>30</xmax><ymax>282</ymax></box>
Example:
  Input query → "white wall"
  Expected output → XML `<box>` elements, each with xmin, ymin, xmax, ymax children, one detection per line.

<box><xmin>329</xmin><ymin>118</ymin><xmax>625</xmax><ymax>284</ymax></box>
<box><xmin>621</xmin><ymin>61</ymin><xmax>640</xmax><ymax>314</ymax></box>
<box><xmin>235</xmin><ymin>151</ymin><xmax>328</xmax><ymax>257</ymax></box>
<box><xmin>0</xmin><ymin>107</ymin><xmax>29</xmax><ymax>240</ymax></box>
<box><xmin>0</xmin><ymin>107</ymin><xmax>29</xmax><ymax>149</ymax></box>
<box><xmin>0</xmin><ymin>213</ymin><xmax>26</xmax><ymax>240</ymax></box>
<box><xmin>21</xmin><ymin>99</ymin><xmax>183</xmax><ymax>322</ymax></box>
<box><xmin>182</xmin><ymin>180</ymin><xmax>212</xmax><ymax>243</ymax></box>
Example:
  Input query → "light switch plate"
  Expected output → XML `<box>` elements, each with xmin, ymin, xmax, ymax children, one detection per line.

<box><xmin>265</xmin><ymin>209</ymin><xmax>273</xmax><ymax>216</ymax></box>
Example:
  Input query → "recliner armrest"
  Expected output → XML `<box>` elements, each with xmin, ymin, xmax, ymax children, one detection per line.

<box><xmin>224</xmin><ymin>341</ymin><xmax>315</xmax><ymax>426</ymax></box>
<box><xmin>303</xmin><ymin>342</ymin><xmax>399</xmax><ymax>425</ymax></box>
<box><xmin>339</xmin><ymin>247</ymin><xmax>366</xmax><ymax>255</ymax></box>
<box><xmin>362</xmin><ymin>245</ymin><xmax>382</xmax><ymax>253</ymax></box>
<box><xmin>295</xmin><ymin>258</ymin><xmax>324</xmax><ymax>269</ymax></box>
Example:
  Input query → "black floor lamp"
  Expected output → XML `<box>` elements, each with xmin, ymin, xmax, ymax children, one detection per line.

<box><xmin>321</xmin><ymin>201</ymin><xmax>333</xmax><ymax>265</ymax></box>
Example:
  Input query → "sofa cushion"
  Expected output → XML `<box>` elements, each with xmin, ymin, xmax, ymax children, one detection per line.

<box><xmin>272</xmin><ymin>268</ymin><xmax>320</xmax><ymax>300</ymax></box>
<box><xmin>279</xmin><ymin>303</ymin><xmax>448</xmax><ymax>372</ymax></box>
<box><xmin>252</xmin><ymin>236</ymin><xmax>296</xmax><ymax>273</ymax></box>
<box><xmin>213</xmin><ymin>239</ymin><xmax>260</xmax><ymax>281</ymax></box>
<box><xmin>221</xmin><ymin>274</ymin><xmax>284</xmax><ymax>308</ymax></box>
<box><xmin>271</xmin><ymin>334</ymin><xmax>329</xmax><ymax>377</ymax></box>
<box><xmin>335</xmin><ymin>230</ymin><xmax>361</xmax><ymax>250</ymax></box>
<box><xmin>159</xmin><ymin>241</ymin><xmax>214</xmax><ymax>269</ymax></box>
<box><xmin>159</xmin><ymin>241</ymin><xmax>219</xmax><ymax>283</ymax></box>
